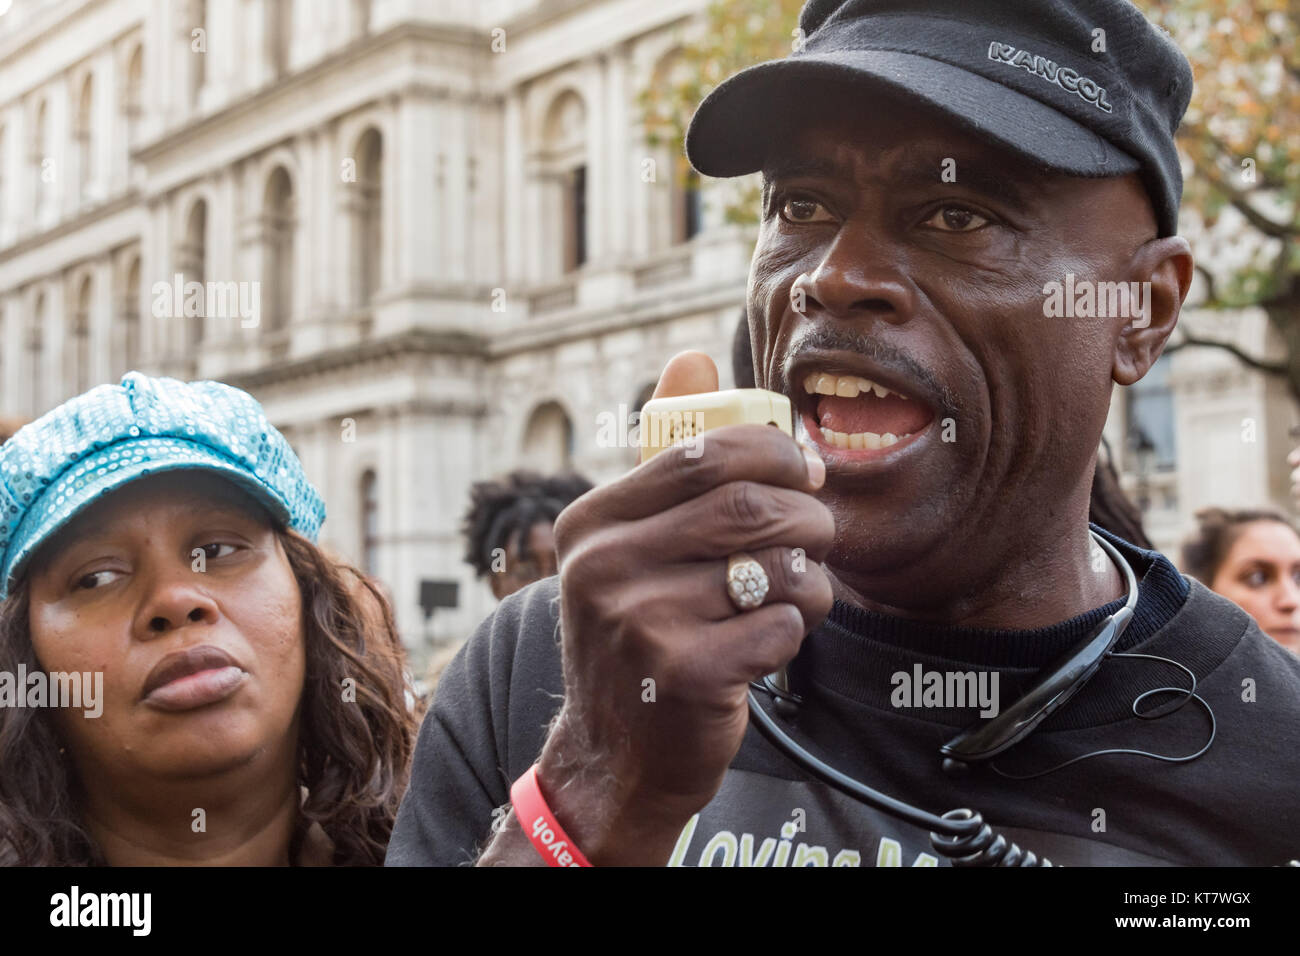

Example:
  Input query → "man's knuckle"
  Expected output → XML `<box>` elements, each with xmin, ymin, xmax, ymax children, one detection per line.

<box><xmin>721</xmin><ymin>481</ymin><xmax>773</xmax><ymax>528</ymax></box>
<box><xmin>671</xmin><ymin>441</ymin><xmax>727</xmax><ymax>493</ymax></box>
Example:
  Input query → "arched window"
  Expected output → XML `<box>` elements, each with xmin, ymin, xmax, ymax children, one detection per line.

<box><xmin>570</xmin><ymin>165</ymin><xmax>587</xmax><ymax>269</ymax></box>
<box><xmin>521</xmin><ymin>401</ymin><xmax>574</xmax><ymax>473</ymax></box>
<box><xmin>71</xmin><ymin>275</ymin><xmax>92</xmax><ymax>394</ymax></box>
<box><xmin>352</xmin><ymin>127</ymin><xmax>382</xmax><ymax>306</ymax></box>
<box><xmin>1126</xmin><ymin>354</ymin><xmax>1177</xmax><ymax>474</ymax></box>
<box><xmin>263</xmin><ymin>166</ymin><xmax>294</xmax><ymax>332</ymax></box>
<box><xmin>360</xmin><ymin>469</ymin><xmax>378</xmax><ymax>577</ymax></box>
<box><xmin>677</xmin><ymin>169</ymin><xmax>702</xmax><ymax>244</ymax></box>
<box><xmin>76</xmin><ymin>73</ymin><xmax>94</xmax><ymax>202</ymax></box>
<box><xmin>182</xmin><ymin>199</ymin><xmax>208</xmax><ymax>349</ymax></box>
<box><xmin>648</xmin><ymin>50</ymin><xmax>702</xmax><ymax>249</ymax></box>
<box><xmin>539</xmin><ymin>91</ymin><xmax>588</xmax><ymax>276</ymax></box>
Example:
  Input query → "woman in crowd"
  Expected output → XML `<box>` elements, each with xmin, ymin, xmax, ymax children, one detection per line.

<box><xmin>0</xmin><ymin>372</ymin><xmax>415</xmax><ymax>865</ymax></box>
<box><xmin>1182</xmin><ymin>507</ymin><xmax>1300</xmax><ymax>654</ymax></box>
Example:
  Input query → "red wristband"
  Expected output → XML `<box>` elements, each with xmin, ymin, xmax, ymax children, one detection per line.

<box><xmin>510</xmin><ymin>764</ymin><xmax>593</xmax><ymax>867</ymax></box>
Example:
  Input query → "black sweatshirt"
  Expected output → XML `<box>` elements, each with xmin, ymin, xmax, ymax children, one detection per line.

<box><xmin>387</xmin><ymin>526</ymin><xmax>1300</xmax><ymax>866</ymax></box>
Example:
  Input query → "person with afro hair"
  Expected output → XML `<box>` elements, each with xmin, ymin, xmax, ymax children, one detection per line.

<box><xmin>462</xmin><ymin>470</ymin><xmax>593</xmax><ymax>601</ymax></box>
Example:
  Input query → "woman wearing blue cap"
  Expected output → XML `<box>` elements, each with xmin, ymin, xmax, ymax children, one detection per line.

<box><xmin>0</xmin><ymin>373</ymin><xmax>415</xmax><ymax>865</ymax></box>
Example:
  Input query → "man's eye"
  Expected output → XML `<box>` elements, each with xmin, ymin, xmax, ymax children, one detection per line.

<box><xmin>780</xmin><ymin>196</ymin><xmax>834</xmax><ymax>223</ymax></box>
<box><xmin>921</xmin><ymin>206</ymin><xmax>990</xmax><ymax>232</ymax></box>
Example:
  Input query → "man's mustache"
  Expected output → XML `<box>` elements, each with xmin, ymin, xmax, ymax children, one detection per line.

<box><xmin>769</xmin><ymin>324</ymin><xmax>962</xmax><ymax>414</ymax></box>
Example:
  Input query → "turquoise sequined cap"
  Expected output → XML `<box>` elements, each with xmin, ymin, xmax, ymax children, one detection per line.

<box><xmin>0</xmin><ymin>372</ymin><xmax>326</xmax><ymax>598</ymax></box>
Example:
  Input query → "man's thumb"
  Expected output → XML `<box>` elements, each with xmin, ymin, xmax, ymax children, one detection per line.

<box><xmin>650</xmin><ymin>350</ymin><xmax>719</xmax><ymax>401</ymax></box>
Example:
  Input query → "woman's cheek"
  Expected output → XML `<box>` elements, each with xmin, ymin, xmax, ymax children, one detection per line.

<box><xmin>248</xmin><ymin>568</ymin><xmax>306</xmax><ymax>693</ymax></box>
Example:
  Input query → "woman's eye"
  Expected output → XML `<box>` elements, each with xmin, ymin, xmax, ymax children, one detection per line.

<box><xmin>199</xmin><ymin>542</ymin><xmax>239</xmax><ymax>561</ymax></box>
<box><xmin>1244</xmin><ymin>569</ymin><xmax>1269</xmax><ymax>588</ymax></box>
<box><xmin>75</xmin><ymin>570</ymin><xmax>121</xmax><ymax>590</ymax></box>
<box><xmin>922</xmin><ymin>205</ymin><xmax>991</xmax><ymax>232</ymax></box>
<box><xmin>780</xmin><ymin>196</ymin><xmax>834</xmax><ymax>224</ymax></box>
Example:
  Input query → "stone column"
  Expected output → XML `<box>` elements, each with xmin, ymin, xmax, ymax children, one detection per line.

<box><xmin>396</xmin><ymin>92</ymin><xmax>439</xmax><ymax>288</ymax></box>
<box><xmin>90</xmin><ymin>258</ymin><xmax>114</xmax><ymax>387</ymax></box>
<box><xmin>604</xmin><ymin>45</ymin><xmax>631</xmax><ymax>263</ymax></box>
<box><xmin>502</xmin><ymin>87</ymin><xmax>525</xmax><ymax>289</ymax></box>
<box><xmin>586</xmin><ymin>57</ymin><xmax>607</xmax><ymax>263</ymax></box>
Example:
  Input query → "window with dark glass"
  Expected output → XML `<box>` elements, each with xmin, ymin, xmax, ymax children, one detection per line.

<box><xmin>681</xmin><ymin>168</ymin><xmax>702</xmax><ymax>242</ymax></box>
<box><xmin>568</xmin><ymin>164</ymin><xmax>587</xmax><ymax>271</ymax></box>
<box><xmin>1126</xmin><ymin>354</ymin><xmax>1176</xmax><ymax>472</ymax></box>
<box><xmin>361</xmin><ymin>469</ymin><xmax>378</xmax><ymax>577</ymax></box>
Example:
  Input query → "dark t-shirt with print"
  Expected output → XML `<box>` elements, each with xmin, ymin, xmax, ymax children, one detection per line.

<box><xmin>386</xmin><ymin>527</ymin><xmax>1300</xmax><ymax>866</ymax></box>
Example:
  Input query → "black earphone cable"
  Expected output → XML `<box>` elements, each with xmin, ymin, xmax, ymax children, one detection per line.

<box><xmin>988</xmin><ymin>651</ymin><xmax>1217</xmax><ymax>780</ymax></box>
<box><xmin>746</xmin><ymin>684</ymin><xmax>1053</xmax><ymax>865</ymax></box>
<box><xmin>742</xmin><ymin>531</ymin><xmax>1221</xmax><ymax>866</ymax></box>
<box><xmin>745</xmin><ymin>685</ymin><xmax>978</xmax><ymax>836</ymax></box>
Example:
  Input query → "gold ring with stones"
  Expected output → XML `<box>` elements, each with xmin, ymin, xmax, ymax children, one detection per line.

<box><xmin>726</xmin><ymin>553</ymin><xmax>770</xmax><ymax>612</ymax></box>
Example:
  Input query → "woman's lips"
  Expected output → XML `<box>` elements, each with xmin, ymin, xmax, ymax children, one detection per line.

<box><xmin>143</xmin><ymin>666</ymin><xmax>247</xmax><ymax>712</ymax></box>
<box><xmin>141</xmin><ymin>645</ymin><xmax>248</xmax><ymax>712</ymax></box>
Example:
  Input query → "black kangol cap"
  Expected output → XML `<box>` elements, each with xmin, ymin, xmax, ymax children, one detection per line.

<box><xmin>686</xmin><ymin>0</ymin><xmax>1194</xmax><ymax>236</ymax></box>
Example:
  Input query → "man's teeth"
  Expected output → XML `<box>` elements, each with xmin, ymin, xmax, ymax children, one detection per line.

<box><xmin>819</xmin><ymin>427</ymin><xmax>906</xmax><ymax>450</ymax></box>
<box><xmin>803</xmin><ymin>373</ymin><xmax>906</xmax><ymax>400</ymax></box>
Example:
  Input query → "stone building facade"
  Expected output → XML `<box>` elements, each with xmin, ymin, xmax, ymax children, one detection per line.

<box><xmin>0</xmin><ymin>0</ymin><xmax>1294</xmax><ymax>666</ymax></box>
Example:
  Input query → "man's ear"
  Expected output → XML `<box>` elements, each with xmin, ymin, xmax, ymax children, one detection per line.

<box><xmin>1113</xmin><ymin>236</ymin><xmax>1194</xmax><ymax>386</ymax></box>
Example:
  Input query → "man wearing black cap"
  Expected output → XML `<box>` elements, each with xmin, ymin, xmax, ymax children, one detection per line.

<box><xmin>388</xmin><ymin>0</ymin><xmax>1300</xmax><ymax>866</ymax></box>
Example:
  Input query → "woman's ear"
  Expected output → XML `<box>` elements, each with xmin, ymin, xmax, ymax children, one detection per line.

<box><xmin>1113</xmin><ymin>236</ymin><xmax>1194</xmax><ymax>387</ymax></box>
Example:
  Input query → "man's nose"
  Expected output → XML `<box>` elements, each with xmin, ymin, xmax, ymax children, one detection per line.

<box><xmin>792</xmin><ymin>228</ymin><xmax>916</xmax><ymax>323</ymax></box>
<box><xmin>134</xmin><ymin>564</ymin><xmax>219</xmax><ymax>637</ymax></box>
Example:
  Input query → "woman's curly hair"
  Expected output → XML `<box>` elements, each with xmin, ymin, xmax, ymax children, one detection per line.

<box><xmin>0</xmin><ymin>527</ymin><xmax>416</xmax><ymax>866</ymax></box>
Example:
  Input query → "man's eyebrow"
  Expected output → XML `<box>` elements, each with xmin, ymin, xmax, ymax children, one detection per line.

<box><xmin>761</xmin><ymin>156</ymin><xmax>854</xmax><ymax>185</ymax></box>
<box><xmin>895</xmin><ymin>159</ymin><xmax>1033</xmax><ymax>207</ymax></box>
<box><xmin>762</xmin><ymin>154</ymin><xmax>1035</xmax><ymax>208</ymax></box>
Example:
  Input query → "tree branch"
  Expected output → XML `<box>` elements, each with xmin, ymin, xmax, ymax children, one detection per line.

<box><xmin>1193</xmin><ymin>262</ymin><xmax>1222</xmax><ymax>308</ymax></box>
<box><xmin>1195</xmin><ymin>125</ymin><xmax>1288</xmax><ymax>191</ymax></box>
<box><xmin>1194</xmin><ymin>158</ymin><xmax>1295</xmax><ymax>239</ymax></box>
<box><xmin>1163</xmin><ymin>332</ymin><xmax>1288</xmax><ymax>376</ymax></box>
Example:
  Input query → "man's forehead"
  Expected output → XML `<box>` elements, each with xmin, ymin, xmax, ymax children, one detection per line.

<box><xmin>760</xmin><ymin>98</ymin><xmax>1070</xmax><ymax>212</ymax></box>
<box><xmin>764</xmin><ymin>114</ymin><xmax>1046</xmax><ymax>186</ymax></box>
<box><xmin>763</xmin><ymin>144</ymin><xmax>1048</xmax><ymax>213</ymax></box>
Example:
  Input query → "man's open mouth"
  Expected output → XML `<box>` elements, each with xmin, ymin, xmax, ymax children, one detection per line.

<box><xmin>797</xmin><ymin>371</ymin><xmax>936</xmax><ymax>451</ymax></box>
